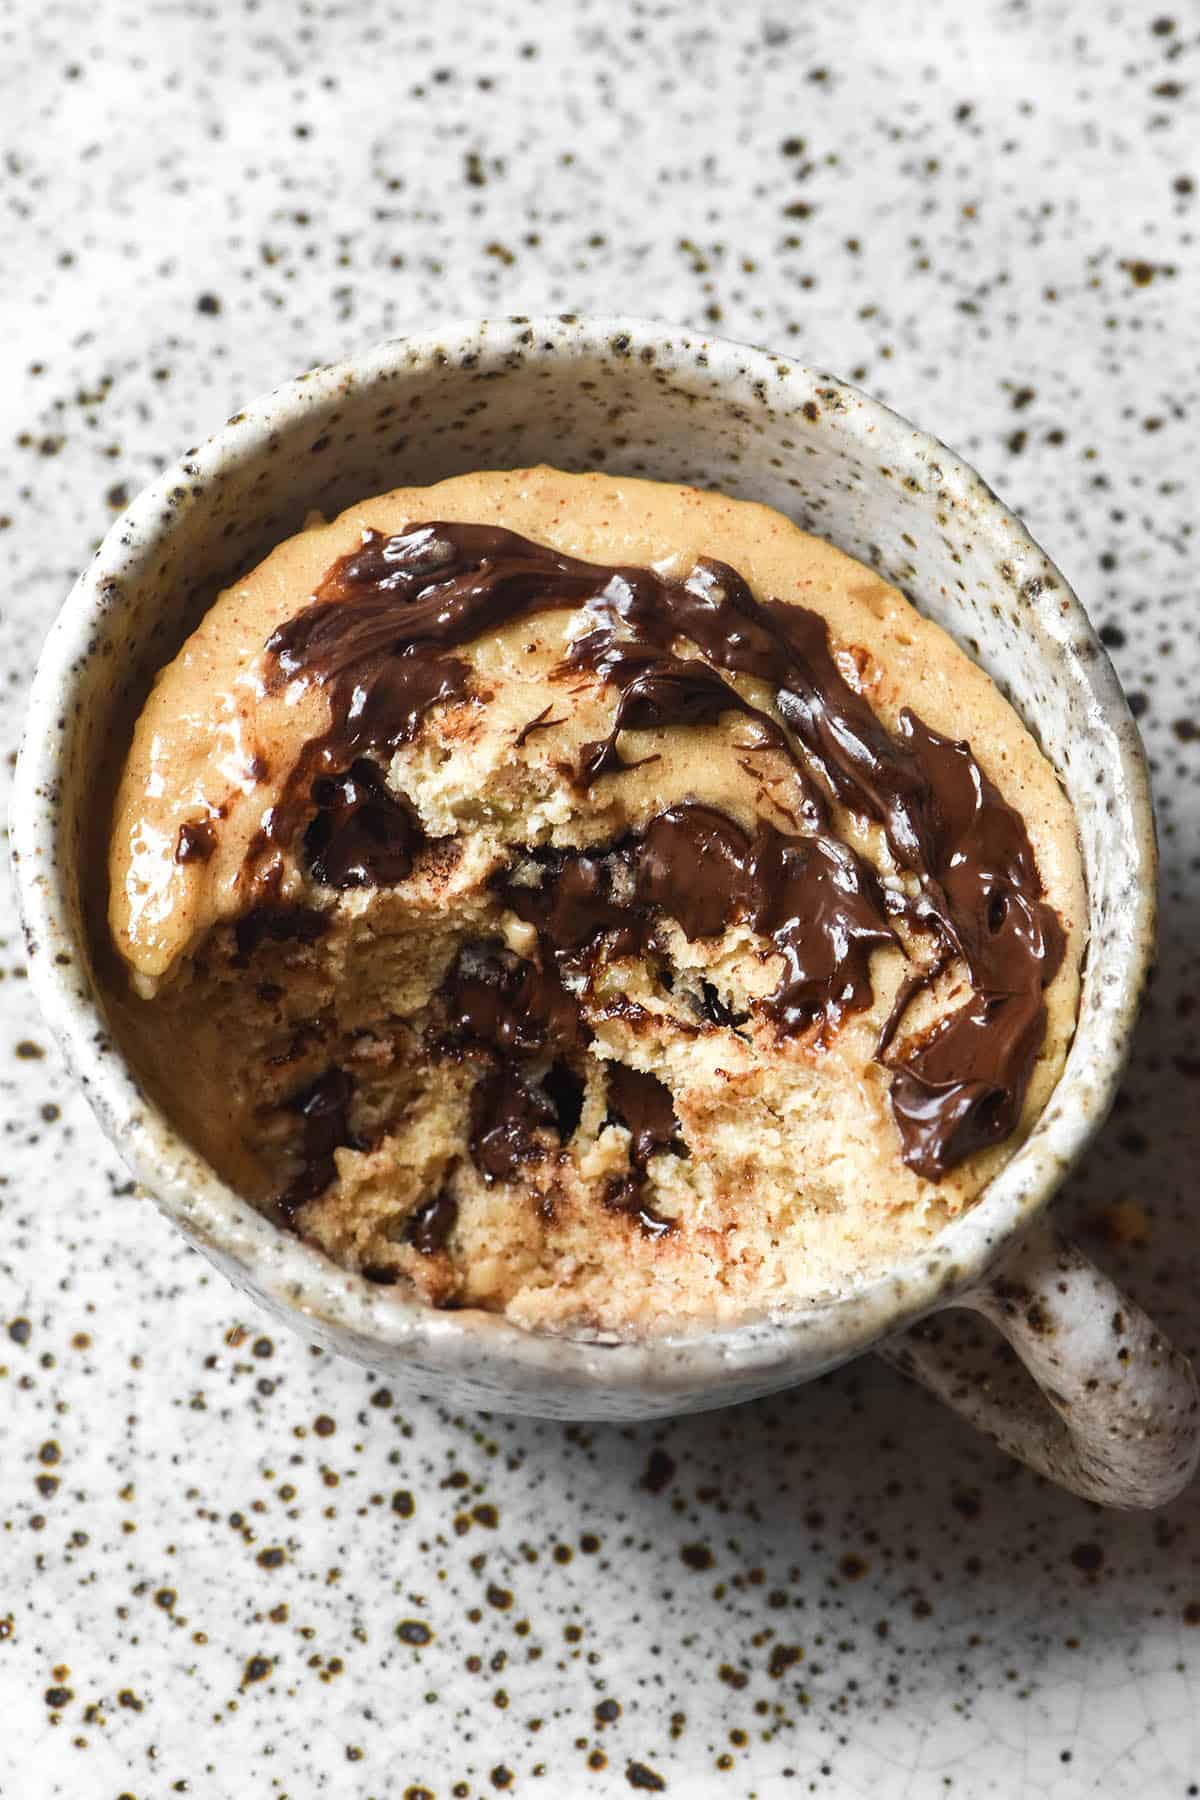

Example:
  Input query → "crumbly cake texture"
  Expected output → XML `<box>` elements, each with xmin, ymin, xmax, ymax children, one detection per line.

<box><xmin>106</xmin><ymin>468</ymin><xmax>1085</xmax><ymax>1334</ymax></box>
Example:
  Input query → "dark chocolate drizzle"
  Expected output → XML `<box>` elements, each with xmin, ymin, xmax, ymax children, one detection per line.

<box><xmin>439</xmin><ymin>944</ymin><xmax>673</xmax><ymax>1226</ymax></box>
<box><xmin>280</xmin><ymin>1067</ymin><xmax>356</xmax><ymax>1215</ymax></box>
<box><xmin>234</xmin><ymin>905</ymin><xmax>327</xmax><ymax>964</ymax></box>
<box><xmin>875</xmin><ymin>953</ymin><xmax>951</xmax><ymax>1060</ymax></box>
<box><xmin>573</xmin><ymin>637</ymin><xmax>811</xmax><ymax>802</ymax></box>
<box><xmin>542</xmin><ymin>1061</ymin><xmax>585</xmax><ymax>1140</ymax></box>
<box><xmin>440</xmin><ymin>946</ymin><xmax>588</xmax><ymax>1184</ymax></box>
<box><xmin>261</xmin><ymin>521</ymin><xmax>1066</xmax><ymax>1180</ymax></box>
<box><xmin>468</xmin><ymin>1066</ymin><xmax>558</xmax><ymax>1183</ymax></box>
<box><xmin>643</xmin><ymin>807</ymin><xmax>897</xmax><ymax>1034</ymax></box>
<box><xmin>404</xmin><ymin>1188</ymin><xmax>459</xmax><ymax>1255</ymax></box>
<box><xmin>603</xmin><ymin>1064</ymin><xmax>682</xmax><ymax>1238</ymax></box>
<box><xmin>249</xmin><ymin>532</ymin><xmax>476</xmax><ymax>885</ymax></box>
<box><xmin>175</xmin><ymin>819</ymin><xmax>217</xmax><ymax>864</ymax></box>
<box><xmin>606</xmin><ymin>1063</ymin><xmax>684</xmax><ymax>1164</ymax></box>
<box><xmin>696</xmin><ymin>979</ymin><xmax>748</xmax><ymax>1030</ymax></box>
<box><xmin>514</xmin><ymin>704</ymin><xmax>566</xmax><ymax>747</ymax></box>
<box><xmin>602</xmin><ymin>1173</ymin><xmax>676</xmax><ymax>1240</ymax></box>
<box><xmin>498</xmin><ymin>804</ymin><xmax>897</xmax><ymax>1037</ymax></box>
<box><xmin>302</xmin><ymin>758</ymin><xmax>426</xmax><ymax>888</ymax></box>
<box><xmin>441</xmin><ymin>946</ymin><xmax>585</xmax><ymax>1055</ymax></box>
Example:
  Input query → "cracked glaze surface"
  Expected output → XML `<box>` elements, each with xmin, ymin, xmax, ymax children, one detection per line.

<box><xmin>3</xmin><ymin>2</ymin><xmax>1199</xmax><ymax>1795</ymax></box>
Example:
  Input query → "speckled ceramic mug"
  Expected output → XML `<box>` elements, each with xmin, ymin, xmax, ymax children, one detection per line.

<box><xmin>13</xmin><ymin>316</ymin><xmax>1199</xmax><ymax>1509</ymax></box>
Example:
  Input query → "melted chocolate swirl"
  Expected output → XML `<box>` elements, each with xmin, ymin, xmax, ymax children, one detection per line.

<box><xmin>261</xmin><ymin>521</ymin><xmax>1066</xmax><ymax>1180</ymax></box>
<box><xmin>497</xmin><ymin>805</ymin><xmax>897</xmax><ymax>1037</ymax></box>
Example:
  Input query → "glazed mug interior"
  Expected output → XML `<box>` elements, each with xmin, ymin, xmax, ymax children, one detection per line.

<box><xmin>13</xmin><ymin>315</ymin><xmax>1158</xmax><ymax>1420</ymax></box>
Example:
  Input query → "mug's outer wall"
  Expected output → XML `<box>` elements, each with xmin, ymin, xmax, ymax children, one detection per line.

<box><xmin>11</xmin><ymin>317</ymin><xmax>1156</xmax><ymax>1419</ymax></box>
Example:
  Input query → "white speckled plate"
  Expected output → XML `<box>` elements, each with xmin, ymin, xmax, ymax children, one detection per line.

<box><xmin>1</xmin><ymin>2</ymin><xmax>1197</xmax><ymax>1795</ymax></box>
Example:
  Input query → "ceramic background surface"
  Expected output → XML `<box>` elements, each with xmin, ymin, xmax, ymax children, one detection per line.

<box><xmin>2</xmin><ymin>2</ymin><xmax>1198</xmax><ymax>1795</ymax></box>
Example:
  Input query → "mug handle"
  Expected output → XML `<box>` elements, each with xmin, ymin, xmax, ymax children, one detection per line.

<box><xmin>878</xmin><ymin>1219</ymin><xmax>1200</xmax><ymax>1509</ymax></box>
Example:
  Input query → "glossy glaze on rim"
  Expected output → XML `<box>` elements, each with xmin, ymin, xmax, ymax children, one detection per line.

<box><xmin>10</xmin><ymin>316</ymin><xmax>1157</xmax><ymax>1416</ymax></box>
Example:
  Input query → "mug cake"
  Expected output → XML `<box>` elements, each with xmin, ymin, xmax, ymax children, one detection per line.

<box><xmin>106</xmin><ymin>467</ymin><xmax>1084</xmax><ymax>1332</ymax></box>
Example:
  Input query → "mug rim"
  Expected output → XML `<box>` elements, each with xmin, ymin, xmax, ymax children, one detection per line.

<box><xmin>10</xmin><ymin>313</ymin><xmax>1157</xmax><ymax>1396</ymax></box>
